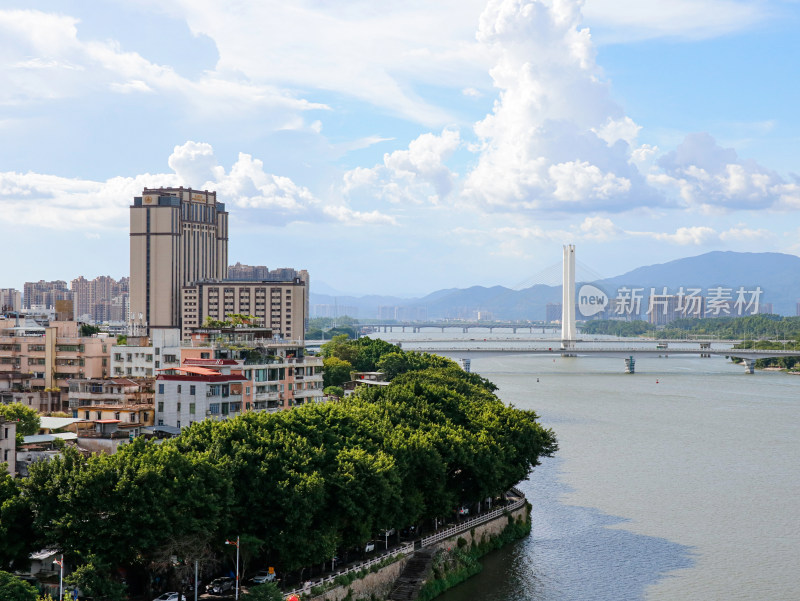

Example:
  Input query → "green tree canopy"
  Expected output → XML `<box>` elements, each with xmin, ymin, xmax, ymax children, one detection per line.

<box><xmin>0</xmin><ymin>570</ymin><xmax>38</xmax><ymax>601</ymax></box>
<box><xmin>322</xmin><ymin>356</ymin><xmax>353</xmax><ymax>388</ymax></box>
<box><xmin>0</xmin><ymin>403</ymin><xmax>40</xmax><ymax>436</ymax></box>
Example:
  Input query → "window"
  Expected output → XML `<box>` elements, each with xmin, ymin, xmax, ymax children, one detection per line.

<box><xmin>158</xmin><ymin>419</ymin><xmax>164</xmax><ymax>426</ymax></box>
<box><xmin>209</xmin><ymin>403</ymin><xmax>220</xmax><ymax>414</ymax></box>
<box><xmin>158</xmin><ymin>401</ymin><xmax>164</xmax><ymax>412</ymax></box>
<box><xmin>114</xmin><ymin>412</ymin><xmax>120</xmax><ymax>420</ymax></box>
<box><xmin>189</xmin><ymin>403</ymin><xmax>195</xmax><ymax>414</ymax></box>
<box><xmin>177</xmin><ymin>385</ymin><xmax>182</xmax><ymax>393</ymax></box>
<box><xmin>84</xmin><ymin>411</ymin><xmax>90</xmax><ymax>419</ymax></box>
<box><xmin>190</xmin><ymin>385</ymin><xmax>196</xmax><ymax>396</ymax></box>
<box><xmin>158</xmin><ymin>384</ymin><xmax>164</xmax><ymax>394</ymax></box>
<box><xmin>177</xmin><ymin>420</ymin><xmax>181</xmax><ymax>428</ymax></box>
<box><xmin>130</xmin><ymin>413</ymin><xmax>136</xmax><ymax>422</ymax></box>
<box><xmin>177</xmin><ymin>402</ymin><xmax>182</xmax><ymax>411</ymax></box>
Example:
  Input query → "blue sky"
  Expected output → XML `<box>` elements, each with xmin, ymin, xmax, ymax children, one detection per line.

<box><xmin>2</xmin><ymin>0</ymin><xmax>800</xmax><ymax>296</ymax></box>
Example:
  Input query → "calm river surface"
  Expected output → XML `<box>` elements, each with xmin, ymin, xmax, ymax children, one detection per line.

<box><xmin>377</xmin><ymin>332</ymin><xmax>800</xmax><ymax>600</ymax></box>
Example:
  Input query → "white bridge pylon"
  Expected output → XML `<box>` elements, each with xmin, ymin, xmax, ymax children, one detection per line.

<box><xmin>561</xmin><ymin>244</ymin><xmax>577</xmax><ymax>351</ymax></box>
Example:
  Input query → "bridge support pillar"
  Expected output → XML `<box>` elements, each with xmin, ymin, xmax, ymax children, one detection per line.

<box><xmin>742</xmin><ymin>358</ymin><xmax>756</xmax><ymax>374</ymax></box>
<box><xmin>463</xmin><ymin>327</ymin><xmax>468</xmax><ymax>333</ymax></box>
<box><xmin>624</xmin><ymin>356</ymin><xmax>636</xmax><ymax>374</ymax></box>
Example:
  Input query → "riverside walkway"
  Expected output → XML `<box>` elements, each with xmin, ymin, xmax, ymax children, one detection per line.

<box><xmin>281</xmin><ymin>489</ymin><xmax>527</xmax><ymax>600</ymax></box>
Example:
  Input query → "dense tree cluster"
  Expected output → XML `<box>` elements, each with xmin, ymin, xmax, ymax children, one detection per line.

<box><xmin>320</xmin><ymin>335</ymin><xmax>465</xmax><ymax>388</ymax></box>
<box><xmin>581</xmin><ymin>315</ymin><xmax>800</xmax><ymax>340</ymax></box>
<box><xmin>2</xmin><ymin>340</ymin><xmax>556</xmax><ymax>599</ymax></box>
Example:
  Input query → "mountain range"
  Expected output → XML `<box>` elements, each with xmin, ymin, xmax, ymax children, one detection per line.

<box><xmin>310</xmin><ymin>251</ymin><xmax>800</xmax><ymax>320</ymax></box>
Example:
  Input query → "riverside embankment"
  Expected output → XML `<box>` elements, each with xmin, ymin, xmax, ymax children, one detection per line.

<box><xmin>291</xmin><ymin>488</ymin><xmax>529</xmax><ymax>601</ymax></box>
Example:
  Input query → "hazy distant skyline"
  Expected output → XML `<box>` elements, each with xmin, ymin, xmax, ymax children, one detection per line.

<box><xmin>2</xmin><ymin>1</ymin><xmax>800</xmax><ymax>295</ymax></box>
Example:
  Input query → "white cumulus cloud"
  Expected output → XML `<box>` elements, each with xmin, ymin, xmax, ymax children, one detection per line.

<box><xmin>462</xmin><ymin>0</ymin><xmax>659</xmax><ymax>213</ymax></box>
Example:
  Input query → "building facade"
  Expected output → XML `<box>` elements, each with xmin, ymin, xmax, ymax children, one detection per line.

<box><xmin>130</xmin><ymin>187</ymin><xmax>229</xmax><ymax>333</ymax></box>
<box><xmin>0</xmin><ymin>289</ymin><xmax>21</xmax><ymax>313</ymax></box>
<box><xmin>110</xmin><ymin>329</ymin><xmax>182</xmax><ymax>378</ymax></box>
<box><xmin>0</xmin><ymin>319</ymin><xmax>111</xmax><ymax>412</ymax></box>
<box><xmin>70</xmin><ymin>275</ymin><xmax>129</xmax><ymax>323</ymax></box>
<box><xmin>155</xmin><ymin>326</ymin><xmax>323</xmax><ymax>429</ymax></box>
<box><xmin>181</xmin><ymin>278</ymin><xmax>308</xmax><ymax>340</ymax></box>
<box><xmin>0</xmin><ymin>419</ymin><xmax>16</xmax><ymax>474</ymax></box>
<box><xmin>23</xmin><ymin>280</ymin><xmax>71</xmax><ymax>310</ymax></box>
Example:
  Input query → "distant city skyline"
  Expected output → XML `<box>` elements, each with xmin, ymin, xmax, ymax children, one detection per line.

<box><xmin>2</xmin><ymin>1</ymin><xmax>799</xmax><ymax>296</ymax></box>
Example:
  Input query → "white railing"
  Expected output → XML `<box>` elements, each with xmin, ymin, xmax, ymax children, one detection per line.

<box><xmin>419</xmin><ymin>494</ymin><xmax>526</xmax><ymax>548</ymax></box>
<box><xmin>283</xmin><ymin>542</ymin><xmax>415</xmax><ymax>599</ymax></box>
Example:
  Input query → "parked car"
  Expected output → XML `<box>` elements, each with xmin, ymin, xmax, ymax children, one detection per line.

<box><xmin>458</xmin><ymin>506</ymin><xmax>470</xmax><ymax>516</ymax></box>
<box><xmin>206</xmin><ymin>577</ymin><xmax>235</xmax><ymax>595</ymax></box>
<box><xmin>251</xmin><ymin>569</ymin><xmax>276</xmax><ymax>584</ymax></box>
<box><xmin>364</xmin><ymin>541</ymin><xmax>375</xmax><ymax>553</ymax></box>
<box><xmin>153</xmin><ymin>593</ymin><xmax>181</xmax><ymax>601</ymax></box>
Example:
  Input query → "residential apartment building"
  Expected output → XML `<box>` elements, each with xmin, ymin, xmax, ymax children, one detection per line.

<box><xmin>110</xmin><ymin>329</ymin><xmax>182</xmax><ymax>378</ymax></box>
<box><xmin>227</xmin><ymin>263</ymin><xmax>308</xmax><ymax>282</ymax></box>
<box><xmin>155</xmin><ymin>363</ymin><xmax>246</xmax><ymax>429</ymax></box>
<box><xmin>23</xmin><ymin>280</ymin><xmax>71</xmax><ymax>310</ymax></box>
<box><xmin>130</xmin><ymin>187</ymin><xmax>229</xmax><ymax>333</ymax></box>
<box><xmin>0</xmin><ymin>318</ymin><xmax>111</xmax><ymax>412</ymax></box>
<box><xmin>0</xmin><ymin>288</ymin><xmax>21</xmax><ymax>313</ymax></box>
<box><xmin>68</xmin><ymin>377</ymin><xmax>154</xmax><ymax>409</ymax></box>
<box><xmin>181</xmin><ymin>278</ymin><xmax>308</xmax><ymax>340</ymax></box>
<box><xmin>155</xmin><ymin>325</ymin><xmax>323</xmax><ymax>429</ymax></box>
<box><xmin>70</xmin><ymin>275</ymin><xmax>129</xmax><ymax>323</ymax></box>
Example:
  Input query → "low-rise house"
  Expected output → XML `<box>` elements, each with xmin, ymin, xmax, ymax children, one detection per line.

<box><xmin>343</xmin><ymin>372</ymin><xmax>390</xmax><ymax>396</ymax></box>
<box><xmin>68</xmin><ymin>377</ymin><xmax>154</xmax><ymax>408</ymax></box>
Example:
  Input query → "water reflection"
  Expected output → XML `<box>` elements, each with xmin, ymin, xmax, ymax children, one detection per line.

<box><xmin>438</xmin><ymin>457</ymin><xmax>695</xmax><ymax>601</ymax></box>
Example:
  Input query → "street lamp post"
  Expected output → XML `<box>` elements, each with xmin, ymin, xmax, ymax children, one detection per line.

<box><xmin>55</xmin><ymin>554</ymin><xmax>64</xmax><ymax>601</ymax></box>
<box><xmin>225</xmin><ymin>536</ymin><xmax>240</xmax><ymax>601</ymax></box>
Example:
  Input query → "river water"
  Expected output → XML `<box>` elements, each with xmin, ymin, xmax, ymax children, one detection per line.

<box><xmin>376</xmin><ymin>332</ymin><xmax>800</xmax><ymax>600</ymax></box>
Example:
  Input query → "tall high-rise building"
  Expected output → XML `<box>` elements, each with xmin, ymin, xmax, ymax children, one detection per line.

<box><xmin>0</xmin><ymin>288</ymin><xmax>21</xmax><ymax>313</ymax></box>
<box><xmin>130</xmin><ymin>187</ymin><xmax>229</xmax><ymax>332</ymax></box>
<box><xmin>23</xmin><ymin>280</ymin><xmax>70</xmax><ymax>309</ymax></box>
<box><xmin>71</xmin><ymin>275</ymin><xmax>128</xmax><ymax>322</ymax></box>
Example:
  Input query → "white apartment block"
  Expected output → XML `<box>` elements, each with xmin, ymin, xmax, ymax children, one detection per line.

<box><xmin>110</xmin><ymin>328</ymin><xmax>182</xmax><ymax>378</ymax></box>
<box><xmin>155</xmin><ymin>364</ymin><xmax>246</xmax><ymax>429</ymax></box>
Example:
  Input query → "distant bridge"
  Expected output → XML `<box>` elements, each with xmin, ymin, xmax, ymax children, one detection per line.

<box><xmin>306</xmin><ymin>337</ymin><xmax>799</xmax><ymax>373</ymax></box>
<box><xmin>388</xmin><ymin>340</ymin><xmax>800</xmax><ymax>374</ymax></box>
<box><xmin>359</xmin><ymin>322</ymin><xmax>560</xmax><ymax>334</ymax></box>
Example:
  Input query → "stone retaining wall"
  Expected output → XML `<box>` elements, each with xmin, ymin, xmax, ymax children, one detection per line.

<box><xmin>431</xmin><ymin>504</ymin><xmax>528</xmax><ymax>553</ymax></box>
<box><xmin>307</xmin><ymin>503</ymin><xmax>527</xmax><ymax>601</ymax></box>
<box><xmin>308</xmin><ymin>555</ymin><xmax>410</xmax><ymax>601</ymax></box>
